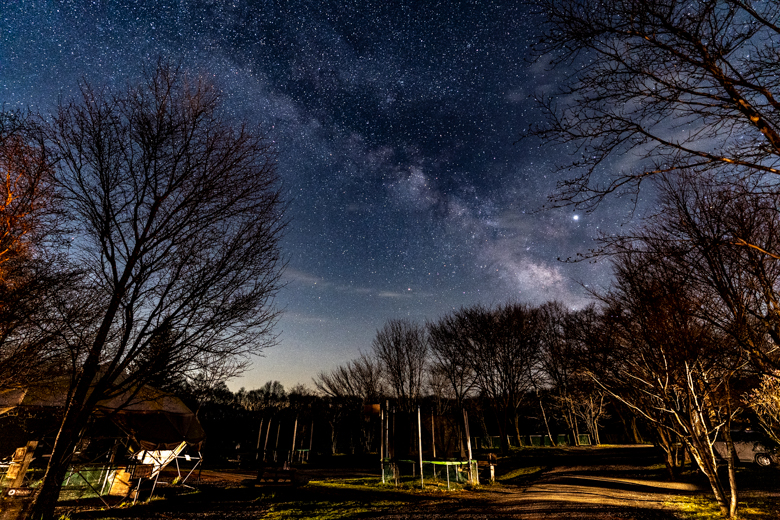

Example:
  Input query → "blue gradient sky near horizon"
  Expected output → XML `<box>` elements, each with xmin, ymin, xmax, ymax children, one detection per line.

<box><xmin>2</xmin><ymin>1</ymin><xmax>633</xmax><ymax>392</ymax></box>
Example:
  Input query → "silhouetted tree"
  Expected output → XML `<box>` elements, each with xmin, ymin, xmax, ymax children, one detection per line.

<box><xmin>314</xmin><ymin>353</ymin><xmax>384</xmax><ymax>402</ymax></box>
<box><xmin>466</xmin><ymin>302</ymin><xmax>543</xmax><ymax>454</ymax></box>
<box><xmin>629</xmin><ymin>173</ymin><xmax>780</xmax><ymax>375</ymax></box>
<box><xmin>0</xmin><ymin>112</ymin><xmax>72</xmax><ymax>390</ymax></box>
<box><xmin>528</xmin><ymin>1</ymin><xmax>780</xmax><ymax>208</ymax></box>
<box><xmin>28</xmin><ymin>62</ymin><xmax>285</xmax><ymax>520</ymax></box>
<box><xmin>538</xmin><ymin>302</ymin><xmax>581</xmax><ymax>445</ymax></box>
<box><xmin>427</xmin><ymin>309</ymin><xmax>477</xmax><ymax>410</ymax></box>
<box><xmin>372</xmin><ymin>319</ymin><xmax>428</xmax><ymax>412</ymax></box>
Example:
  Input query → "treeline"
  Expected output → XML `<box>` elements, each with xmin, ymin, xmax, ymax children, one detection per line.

<box><xmin>315</xmin><ymin>304</ymin><xmax>621</xmax><ymax>458</ymax></box>
<box><xmin>316</xmin><ymin>186</ymin><xmax>780</xmax><ymax>514</ymax></box>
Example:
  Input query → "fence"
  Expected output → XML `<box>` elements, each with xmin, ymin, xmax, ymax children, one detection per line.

<box><xmin>472</xmin><ymin>434</ymin><xmax>592</xmax><ymax>448</ymax></box>
<box><xmin>381</xmin><ymin>459</ymin><xmax>478</xmax><ymax>490</ymax></box>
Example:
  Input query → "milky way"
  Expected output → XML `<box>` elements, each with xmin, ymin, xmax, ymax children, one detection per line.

<box><xmin>1</xmin><ymin>1</ymin><xmax>631</xmax><ymax>388</ymax></box>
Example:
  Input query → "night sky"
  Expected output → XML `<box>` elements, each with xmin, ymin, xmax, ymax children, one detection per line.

<box><xmin>1</xmin><ymin>1</ymin><xmax>633</xmax><ymax>390</ymax></box>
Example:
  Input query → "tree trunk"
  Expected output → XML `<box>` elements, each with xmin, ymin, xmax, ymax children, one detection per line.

<box><xmin>631</xmin><ymin>416</ymin><xmax>644</xmax><ymax>444</ymax></box>
<box><xmin>27</xmin><ymin>351</ymin><xmax>107</xmax><ymax>520</ymax></box>
<box><xmin>723</xmin><ymin>415</ymin><xmax>739</xmax><ymax>518</ymax></box>
<box><xmin>592</xmin><ymin>419</ymin><xmax>601</xmax><ymax>446</ymax></box>
<box><xmin>540</xmin><ymin>399</ymin><xmax>556</xmax><ymax>447</ymax></box>
<box><xmin>685</xmin><ymin>437</ymin><xmax>731</xmax><ymax>518</ymax></box>
<box><xmin>498</xmin><ymin>408</ymin><xmax>510</xmax><ymax>455</ymax></box>
<box><xmin>329</xmin><ymin>419</ymin><xmax>338</xmax><ymax>455</ymax></box>
<box><xmin>654</xmin><ymin>427</ymin><xmax>680</xmax><ymax>480</ymax></box>
<box><xmin>561</xmin><ymin>397</ymin><xmax>579</xmax><ymax>446</ymax></box>
<box><xmin>26</xmin><ymin>400</ymin><xmax>91</xmax><ymax>520</ymax></box>
<box><xmin>572</xmin><ymin>407</ymin><xmax>581</xmax><ymax>446</ymax></box>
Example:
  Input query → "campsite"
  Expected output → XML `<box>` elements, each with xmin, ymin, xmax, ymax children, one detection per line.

<box><xmin>22</xmin><ymin>445</ymin><xmax>780</xmax><ymax>519</ymax></box>
<box><xmin>2</xmin><ymin>380</ymin><xmax>780</xmax><ymax>520</ymax></box>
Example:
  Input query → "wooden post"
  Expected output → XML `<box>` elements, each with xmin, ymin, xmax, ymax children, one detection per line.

<box><xmin>386</xmin><ymin>401</ymin><xmax>391</xmax><ymax>461</ymax></box>
<box><xmin>431</xmin><ymin>413</ymin><xmax>436</xmax><ymax>459</ymax></box>
<box><xmin>308</xmin><ymin>420</ymin><xmax>314</xmax><ymax>461</ymax></box>
<box><xmin>390</xmin><ymin>403</ymin><xmax>398</xmax><ymax>487</ymax></box>
<box><xmin>390</xmin><ymin>402</ymin><xmax>395</xmax><ymax>461</ymax></box>
<box><xmin>463</xmin><ymin>409</ymin><xmax>477</xmax><ymax>485</ymax></box>
<box><xmin>417</xmin><ymin>406</ymin><xmax>424</xmax><ymax>489</ymax></box>
<box><xmin>290</xmin><ymin>415</ymin><xmax>299</xmax><ymax>463</ymax></box>
<box><xmin>431</xmin><ymin>412</ymin><xmax>437</xmax><ymax>479</ymax></box>
<box><xmin>274</xmin><ymin>422</ymin><xmax>281</xmax><ymax>462</ymax></box>
<box><xmin>255</xmin><ymin>418</ymin><xmax>265</xmax><ymax>461</ymax></box>
<box><xmin>263</xmin><ymin>418</ymin><xmax>272</xmax><ymax>462</ymax></box>
<box><xmin>7</xmin><ymin>441</ymin><xmax>38</xmax><ymax>488</ymax></box>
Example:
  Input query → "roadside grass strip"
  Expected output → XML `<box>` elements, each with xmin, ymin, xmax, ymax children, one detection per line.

<box><xmin>261</xmin><ymin>479</ymin><xmax>427</xmax><ymax>519</ymax></box>
<box><xmin>669</xmin><ymin>494</ymin><xmax>780</xmax><ymax>519</ymax></box>
<box><xmin>262</xmin><ymin>498</ymin><xmax>400</xmax><ymax>520</ymax></box>
<box><xmin>497</xmin><ymin>466</ymin><xmax>545</xmax><ymax>482</ymax></box>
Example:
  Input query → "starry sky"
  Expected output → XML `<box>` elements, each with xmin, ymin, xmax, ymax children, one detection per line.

<box><xmin>1</xmin><ymin>0</ymin><xmax>635</xmax><ymax>390</ymax></box>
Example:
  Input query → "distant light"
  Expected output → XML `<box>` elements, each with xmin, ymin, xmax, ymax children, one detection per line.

<box><xmin>572</xmin><ymin>214</ymin><xmax>580</xmax><ymax>221</ymax></box>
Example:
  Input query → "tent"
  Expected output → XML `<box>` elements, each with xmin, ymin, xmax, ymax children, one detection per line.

<box><xmin>0</xmin><ymin>378</ymin><xmax>205</xmax><ymax>450</ymax></box>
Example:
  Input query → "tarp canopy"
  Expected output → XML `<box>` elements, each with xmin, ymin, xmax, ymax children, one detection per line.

<box><xmin>0</xmin><ymin>378</ymin><xmax>206</xmax><ymax>450</ymax></box>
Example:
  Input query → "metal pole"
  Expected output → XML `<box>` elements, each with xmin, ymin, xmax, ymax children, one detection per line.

<box><xmin>418</xmin><ymin>406</ymin><xmax>424</xmax><ymax>489</ymax></box>
<box><xmin>380</xmin><ymin>407</ymin><xmax>385</xmax><ymax>484</ymax></box>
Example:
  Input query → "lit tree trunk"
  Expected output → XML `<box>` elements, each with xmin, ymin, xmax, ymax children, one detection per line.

<box><xmin>540</xmin><ymin>398</ymin><xmax>556</xmax><ymax>447</ymax></box>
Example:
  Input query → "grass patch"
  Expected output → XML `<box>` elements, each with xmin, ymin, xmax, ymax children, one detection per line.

<box><xmin>256</xmin><ymin>478</ymin><xmax>448</xmax><ymax>519</ymax></box>
<box><xmin>262</xmin><ymin>497</ymin><xmax>401</xmax><ymax>519</ymax></box>
<box><xmin>264</xmin><ymin>500</ymin><xmax>400</xmax><ymax>519</ymax></box>
<box><xmin>669</xmin><ymin>494</ymin><xmax>780</xmax><ymax>519</ymax></box>
<box><xmin>497</xmin><ymin>466</ymin><xmax>544</xmax><ymax>481</ymax></box>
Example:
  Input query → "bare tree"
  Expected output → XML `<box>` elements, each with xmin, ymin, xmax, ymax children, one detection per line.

<box><xmin>235</xmin><ymin>380</ymin><xmax>288</xmax><ymax>414</ymax></box>
<box><xmin>746</xmin><ymin>371</ymin><xmax>780</xmax><ymax>445</ymax></box>
<box><xmin>563</xmin><ymin>305</ymin><xmax>612</xmax><ymax>446</ymax></box>
<box><xmin>538</xmin><ymin>302</ymin><xmax>581</xmax><ymax>445</ymax></box>
<box><xmin>372</xmin><ymin>319</ymin><xmax>428</xmax><ymax>412</ymax></box>
<box><xmin>427</xmin><ymin>309</ymin><xmax>478</xmax><ymax>410</ymax></box>
<box><xmin>0</xmin><ymin>112</ymin><xmax>74</xmax><ymax>391</ymax></box>
<box><xmin>595</xmin><ymin>248</ymin><xmax>746</xmax><ymax>518</ymax></box>
<box><xmin>314</xmin><ymin>354</ymin><xmax>384</xmax><ymax>455</ymax></box>
<box><xmin>314</xmin><ymin>352</ymin><xmax>384</xmax><ymax>403</ymax></box>
<box><xmin>640</xmin><ymin>173</ymin><xmax>780</xmax><ymax>374</ymax></box>
<box><xmin>527</xmin><ymin>0</ymin><xmax>780</xmax><ymax>208</ymax></box>
<box><xmin>28</xmin><ymin>62</ymin><xmax>285</xmax><ymax>520</ymax></box>
<box><xmin>466</xmin><ymin>302</ymin><xmax>543</xmax><ymax>454</ymax></box>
